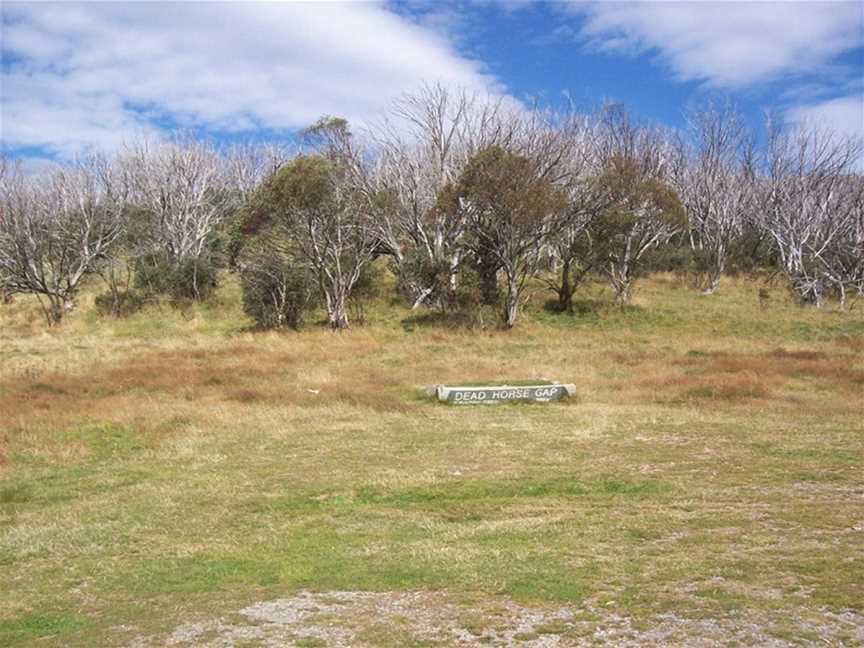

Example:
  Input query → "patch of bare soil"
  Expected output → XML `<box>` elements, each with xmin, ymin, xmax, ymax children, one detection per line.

<box><xmin>131</xmin><ymin>590</ymin><xmax>864</xmax><ymax>647</ymax></box>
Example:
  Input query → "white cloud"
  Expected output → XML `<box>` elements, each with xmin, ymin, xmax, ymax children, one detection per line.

<box><xmin>0</xmin><ymin>1</ymin><xmax>505</xmax><ymax>158</ymax></box>
<box><xmin>786</xmin><ymin>95</ymin><xmax>864</xmax><ymax>140</ymax></box>
<box><xmin>573</xmin><ymin>1</ymin><xmax>864</xmax><ymax>88</ymax></box>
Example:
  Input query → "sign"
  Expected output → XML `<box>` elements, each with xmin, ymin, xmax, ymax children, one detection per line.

<box><xmin>435</xmin><ymin>383</ymin><xmax>575</xmax><ymax>404</ymax></box>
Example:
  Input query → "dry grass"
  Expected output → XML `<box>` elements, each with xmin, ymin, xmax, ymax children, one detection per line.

<box><xmin>0</xmin><ymin>274</ymin><xmax>862</xmax><ymax>646</ymax></box>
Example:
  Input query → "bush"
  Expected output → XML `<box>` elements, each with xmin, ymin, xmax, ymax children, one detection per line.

<box><xmin>393</xmin><ymin>250</ymin><xmax>452</xmax><ymax>308</ymax></box>
<box><xmin>347</xmin><ymin>261</ymin><xmax>386</xmax><ymax>325</ymax></box>
<box><xmin>133</xmin><ymin>253</ymin><xmax>220</xmax><ymax>302</ymax></box>
<box><xmin>94</xmin><ymin>289</ymin><xmax>146</xmax><ymax>317</ymax></box>
<box><xmin>435</xmin><ymin>262</ymin><xmax>499</xmax><ymax>329</ymax></box>
<box><xmin>642</xmin><ymin>241</ymin><xmax>697</xmax><ymax>275</ymax></box>
<box><xmin>240</xmin><ymin>254</ymin><xmax>318</xmax><ymax>329</ymax></box>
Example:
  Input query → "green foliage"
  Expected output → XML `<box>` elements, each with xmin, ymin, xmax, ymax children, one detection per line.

<box><xmin>240</xmin><ymin>253</ymin><xmax>318</xmax><ymax>329</ymax></box>
<box><xmin>594</xmin><ymin>155</ymin><xmax>685</xmax><ymax>242</ymax></box>
<box><xmin>133</xmin><ymin>252</ymin><xmax>220</xmax><ymax>302</ymax></box>
<box><xmin>440</xmin><ymin>262</ymin><xmax>499</xmax><ymax>328</ymax></box>
<box><xmin>393</xmin><ymin>249</ymin><xmax>452</xmax><ymax>307</ymax></box>
<box><xmin>727</xmin><ymin>227</ymin><xmax>778</xmax><ymax>275</ymax></box>
<box><xmin>642</xmin><ymin>240</ymin><xmax>699</xmax><ymax>275</ymax></box>
<box><xmin>301</xmin><ymin>115</ymin><xmax>351</xmax><ymax>147</ymax></box>
<box><xmin>266</xmin><ymin>155</ymin><xmax>335</xmax><ymax>217</ymax></box>
<box><xmin>451</xmin><ymin>146</ymin><xmax>568</xmax><ymax>231</ymax></box>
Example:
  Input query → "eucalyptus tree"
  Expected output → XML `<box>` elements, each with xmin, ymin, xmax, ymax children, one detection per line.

<box><xmin>223</xmin><ymin>141</ymin><xmax>293</xmax><ymax>204</ymax></box>
<box><xmin>544</xmin><ymin>114</ymin><xmax>611</xmax><ymax>312</ymax></box>
<box><xmin>443</xmin><ymin>139</ymin><xmax>569</xmax><ymax>328</ymax></box>
<box><xmin>675</xmin><ymin>102</ymin><xmax>754</xmax><ymax>293</ymax></box>
<box><xmin>808</xmin><ymin>173</ymin><xmax>864</xmax><ymax>307</ymax></box>
<box><xmin>758</xmin><ymin>120</ymin><xmax>863</xmax><ymax>306</ymax></box>
<box><xmin>246</xmin><ymin>118</ymin><xmax>379</xmax><ymax>329</ymax></box>
<box><xmin>0</xmin><ymin>156</ymin><xmax>11</xmax><ymax>303</ymax></box>
<box><xmin>371</xmin><ymin>83</ymin><xmax>514</xmax><ymax>307</ymax></box>
<box><xmin>594</xmin><ymin>106</ymin><xmax>686</xmax><ymax>303</ymax></box>
<box><xmin>0</xmin><ymin>157</ymin><xmax>126</xmax><ymax>324</ymax></box>
<box><xmin>121</xmin><ymin>137</ymin><xmax>233</xmax><ymax>299</ymax></box>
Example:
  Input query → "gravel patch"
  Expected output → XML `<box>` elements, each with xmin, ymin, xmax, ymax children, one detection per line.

<box><xmin>138</xmin><ymin>590</ymin><xmax>864</xmax><ymax>647</ymax></box>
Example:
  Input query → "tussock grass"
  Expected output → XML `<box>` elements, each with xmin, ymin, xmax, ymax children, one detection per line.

<box><xmin>0</xmin><ymin>274</ymin><xmax>862</xmax><ymax>646</ymax></box>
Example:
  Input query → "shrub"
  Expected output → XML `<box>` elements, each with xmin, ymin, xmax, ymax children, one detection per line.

<box><xmin>240</xmin><ymin>254</ymin><xmax>318</xmax><ymax>329</ymax></box>
<box><xmin>94</xmin><ymin>289</ymin><xmax>146</xmax><ymax>317</ymax></box>
<box><xmin>344</xmin><ymin>261</ymin><xmax>387</xmax><ymax>326</ymax></box>
<box><xmin>133</xmin><ymin>253</ymin><xmax>220</xmax><ymax>302</ymax></box>
<box><xmin>434</xmin><ymin>263</ymin><xmax>499</xmax><ymax>329</ymax></box>
<box><xmin>394</xmin><ymin>250</ymin><xmax>453</xmax><ymax>308</ymax></box>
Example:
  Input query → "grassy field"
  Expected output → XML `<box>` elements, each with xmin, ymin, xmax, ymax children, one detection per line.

<box><xmin>1</xmin><ymin>273</ymin><xmax>863</xmax><ymax>647</ymax></box>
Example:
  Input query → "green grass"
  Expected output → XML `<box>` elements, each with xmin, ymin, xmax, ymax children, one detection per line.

<box><xmin>0</xmin><ymin>273</ymin><xmax>862</xmax><ymax>645</ymax></box>
<box><xmin>0</xmin><ymin>614</ymin><xmax>92</xmax><ymax>645</ymax></box>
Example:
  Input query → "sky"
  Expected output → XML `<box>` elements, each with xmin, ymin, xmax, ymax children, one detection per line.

<box><xmin>1</xmin><ymin>0</ymin><xmax>862</xmax><ymax>166</ymax></box>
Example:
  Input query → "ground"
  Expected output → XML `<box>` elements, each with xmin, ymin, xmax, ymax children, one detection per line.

<box><xmin>1</xmin><ymin>273</ymin><xmax>862</xmax><ymax>647</ymax></box>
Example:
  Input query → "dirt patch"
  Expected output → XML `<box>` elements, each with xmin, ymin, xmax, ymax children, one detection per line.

<box><xmin>132</xmin><ymin>590</ymin><xmax>864</xmax><ymax>647</ymax></box>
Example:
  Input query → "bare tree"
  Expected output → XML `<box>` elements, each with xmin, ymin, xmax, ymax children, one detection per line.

<box><xmin>544</xmin><ymin>114</ymin><xmax>611</xmax><ymax>312</ymax></box>
<box><xmin>0</xmin><ymin>156</ymin><xmax>11</xmax><ymax>304</ymax></box>
<box><xmin>758</xmin><ymin>119</ymin><xmax>863</xmax><ymax>306</ymax></box>
<box><xmin>223</xmin><ymin>141</ymin><xmax>294</xmax><ymax>204</ymax></box>
<box><xmin>0</xmin><ymin>157</ymin><xmax>126</xmax><ymax>324</ymax></box>
<box><xmin>674</xmin><ymin>101</ymin><xmax>754</xmax><ymax>293</ymax></box>
<box><xmin>814</xmin><ymin>174</ymin><xmax>864</xmax><ymax>307</ymax></box>
<box><xmin>123</xmin><ymin>137</ymin><xmax>232</xmax><ymax>263</ymax></box>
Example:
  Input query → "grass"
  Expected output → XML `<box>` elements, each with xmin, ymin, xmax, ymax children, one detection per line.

<box><xmin>0</xmin><ymin>272</ymin><xmax>863</xmax><ymax>646</ymax></box>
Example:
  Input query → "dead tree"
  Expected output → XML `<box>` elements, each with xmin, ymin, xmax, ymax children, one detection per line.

<box><xmin>0</xmin><ymin>157</ymin><xmax>125</xmax><ymax>324</ymax></box>
<box><xmin>819</xmin><ymin>175</ymin><xmax>864</xmax><ymax>308</ymax></box>
<box><xmin>123</xmin><ymin>137</ymin><xmax>233</xmax><ymax>262</ymax></box>
<box><xmin>544</xmin><ymin>115</ymin><xmax>611</xmax><ymax>312</ymax></box>
<box><xmin>758</xmin><ymin>120</ymin><xmax>863</xmax><ymax>306</ymax></box>
<box><xmin>223</xmin><ymin>141</ymin><xmax>294</xmax><ymax>204</ymax></box>
<box><xmin>675</xmin><ymin>102</ymin><xmax>754</xmax><ymax>293</ymax></box>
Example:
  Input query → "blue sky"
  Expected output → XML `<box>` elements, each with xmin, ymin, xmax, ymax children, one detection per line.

<box><xmin>1</xmin><ymin>1</ymin><xmax>862</xmax><ymax>165</ymax></box>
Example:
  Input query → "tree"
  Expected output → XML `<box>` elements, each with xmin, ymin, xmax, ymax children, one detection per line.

<box><xmin>122</xmin><ymin>137</ymin><xmax>233</xmax><ymax>300</ymax></box>
<box><xmin>222</xmin><ymin>141</ymin><xmax>294</xmax><ymax>269</ymax></box>
<box><xmin>0</xmin><ymin>157</ymin><xmax>125</xmax><ymax>324</ymax></box>
<box><xmin>544</xmin><ymin>116</ymin><xmax>611</xmax><ymax>312</ymax></box>
<box><xmin>827</xmin><ymin>175</ymin><xmax>864</xmax><ymax>306</ymax></box>
<box><xmin>223</xmin><ymin>141</ymin><xmax>293</xmax><ymax>204</ymax></box>
<box><xmin>758</xmin><ymin>120</ymin><xmax>863</xmax><ymax>306</ymax></box>
<box><xmin>250</xmin><ymin>140</ymin><xmax>377</xmax><ymax>329</ymax></box>
<box><xmin>446</xmin><ymin>145</ymin><xmax>568</xmax><ymax>328</ymax></box>
<box><xmin>593</xmin><ymin>107</ymin><xmax>685</xmax><ymax>303</ymax></box>
<box><xmin>595</xmin><ymin>156</ymin><xmax>685</xmax><ymax>303</ymax></box>
<box><xmin>239</xmin><ymin>246</ymin><xmax>318</xmax><ymax>329</ymax></box>
<box><xmin>674</xmin><ymin>101</ymin><xmax>754</xmax><ymax>293</ymax></box>
<box><xmin>372</xmin><ymin>84</ymin><xmax>513</xmax><ymax>307</ymax></box>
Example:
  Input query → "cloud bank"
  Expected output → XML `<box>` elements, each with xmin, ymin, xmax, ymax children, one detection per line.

<box><xmin>1</xmin><ymin>1</ymin><xmax>504</xmax><ymax>158</ymax></box>
<box><xmin>786</xmin><ymin>96</ymin><xmax>864</xmax><ymax>139</ymax></box>
<box><xmin>574</xmin><ymin>1</ymin><xmax>863</xmax><ymax>88</ymax></box>
<box><xmin>570</xmin><ymin>1</ymin><xmax>863</xmax><ymax>142</ymax></box>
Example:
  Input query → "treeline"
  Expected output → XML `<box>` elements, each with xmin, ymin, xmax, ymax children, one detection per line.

<box><xmin>1</xmin><ymin>85</ymin><xmax>862</xmax><ymax>328</ymax></box>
